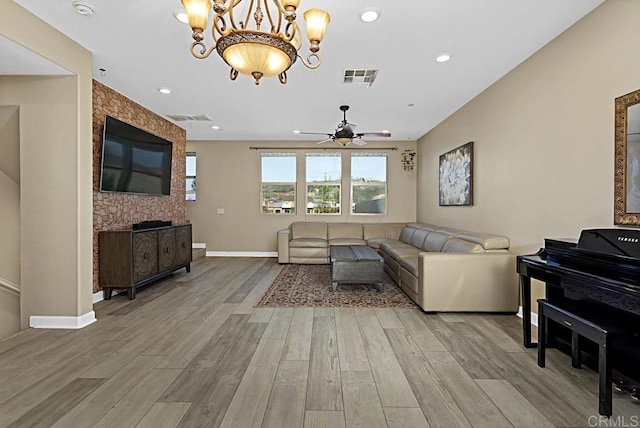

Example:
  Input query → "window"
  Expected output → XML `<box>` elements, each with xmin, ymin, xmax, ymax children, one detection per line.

<box><xmin>351</xmin><ymin>153</ymin><xmax>387</xmax><ymax>214</ymax></box>
<box><xmin>186</xmin><ymin>152</ymin><xmax>196</xmax><ymax>201</ymax></box>
<box><xmin>306</xmin><ymin>153</ymin><xmax>341</xmax><ymax>214</ymax></box>
<box><xmin>261</xmin><ymin>153</ymin><xmax>296</xmax><ymax>214</ymax></box>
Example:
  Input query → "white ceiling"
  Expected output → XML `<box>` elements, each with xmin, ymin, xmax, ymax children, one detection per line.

<box><xmin>13</xmin><ymin>0</ymin><xmax>604</xmax><ymax>142</ymax></box>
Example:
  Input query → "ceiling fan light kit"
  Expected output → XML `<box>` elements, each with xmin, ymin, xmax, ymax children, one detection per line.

<box><xmin>299</xmin><ymin>105</ymin><xmax>391</xmax><ymax>147</ymax></box>
<box><xmin>180</xmin><ymin>0</ymin><xmax>330</xmax><ymax>85</ymax></box>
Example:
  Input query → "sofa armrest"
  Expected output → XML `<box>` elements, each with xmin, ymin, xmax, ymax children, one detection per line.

<box><xmin>278</xmin><ymin>229</ymin><xmax>292</xmax><ymax>264</ymax></box>
<box><xmin>417</xmin><ymin>252</ymin><xmax>518</xmax><ymax>312</ymax></box>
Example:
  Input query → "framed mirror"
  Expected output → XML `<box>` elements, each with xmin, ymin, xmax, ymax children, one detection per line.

<box><xmin>614</xmin><ymin>89</ymin><xmax>640</xmax><ymax>225</ymax></box>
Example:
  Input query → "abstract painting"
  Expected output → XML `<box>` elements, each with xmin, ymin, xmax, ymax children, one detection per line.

<box><xmin>439</xmin><ymin>142</ymin><xmax>473</xmax><ymax>206</ymax></box>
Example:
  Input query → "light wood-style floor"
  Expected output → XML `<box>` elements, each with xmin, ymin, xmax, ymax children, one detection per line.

<box><xmin>1</xmin><ymin>257</ymin><xmax>638</xmax><ymax>428</ymax></box>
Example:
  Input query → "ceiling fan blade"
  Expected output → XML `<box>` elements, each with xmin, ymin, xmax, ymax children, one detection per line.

<box><xmin>357</xmin><ymin>131</ymin><xmax>391</xmax><ymax>137</ymax></box>
<box><xmin>315</xmin><ymin>138</ymin><xmax>333</xmax><ymax>145</ymax></box>
<box><xmin>298</xmin><ymin>131</ymin><xmax>333</xmax><ymax>136</ymax></box>
<box><xmin>352</xmin><ymin>138</ymin><xmax>367</xmax><ymax>146</ymax></box>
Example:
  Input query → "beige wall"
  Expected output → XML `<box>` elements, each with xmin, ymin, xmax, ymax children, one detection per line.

<box><xmin>0</xmin><ymin>106</ymin><xmax>20</xmax><ymax>285</ymax></box>
<box><xmin>186</xmin><ymin>141</ymin><xmax>417</xmax><ymax>252</ymax></box>
<box><xmin>0</xmin><ymin>106</ymin><xmax>20</xmax><ymax>339</ymax></box>
<box><xmin>416</xmin><ymin>0</ymin><xmax>640</xmax><ymax>305</ymax></box>
<box><xmin>1</xmin><ymin>0</ymin><xmax>93</xmax><ymax>328</ymax></box>
<box><xmin>0</xmin><ymin>168</ymin><xmax>20</xmax><ymax>339</ymax></box>
<box><xmin>0</xmin><ymin>76</ymin><xmax>84</xmax><ymax>327</ymax></box>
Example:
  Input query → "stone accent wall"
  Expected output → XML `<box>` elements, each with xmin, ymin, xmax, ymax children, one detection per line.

<box><xmin>92</xmin><ymin>80</ymin><xmax>186</xmax><ymax>292</ymax></box>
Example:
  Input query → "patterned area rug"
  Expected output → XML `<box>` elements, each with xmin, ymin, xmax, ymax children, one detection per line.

<box><xmin>256</xmin><ymin>264</ymin><xmax>417</xmax><ymax>308</ymax></box>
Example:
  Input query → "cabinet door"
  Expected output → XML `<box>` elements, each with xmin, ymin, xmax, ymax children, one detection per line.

<box><xmin>175</xmin><ymin>225</ymin><xmax>192</xmax><ymax>266</ymax></box>
<box><xmin>158</xmin><ymin>228</ymin><xmax>176</xmax><ymax>271</ymax></box>
<box><xmin>133</xmin><ymin>231</ymin><xmax>158</xmax><ymax>283</ymax></box>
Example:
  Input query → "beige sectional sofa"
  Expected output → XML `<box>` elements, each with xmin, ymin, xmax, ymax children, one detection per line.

<box><xmin>277</xmin><ymin>222</ymin><xmax>518</xmax><ymax>313</ymax></box>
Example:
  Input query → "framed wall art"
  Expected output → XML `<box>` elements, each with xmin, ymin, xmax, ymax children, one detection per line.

<box><xmin>439</xmin><ymin>141</ymin><xmax>473</xmax><ymax>206</ymax></box>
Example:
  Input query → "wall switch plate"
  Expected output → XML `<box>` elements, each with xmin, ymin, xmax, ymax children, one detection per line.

<box><xmin>216</xmin><ymin>208</ymin><xmax>225</xmax><ymax>214</ymax></box>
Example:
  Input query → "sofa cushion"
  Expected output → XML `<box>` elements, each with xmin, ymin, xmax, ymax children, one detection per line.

<box><xmin>399</xmin><ymin>227</ymin><xmax>417</xmax><ymax>244</ymax></box>
<box><xmin>290</xmin><ymin>246</ymin><xmax>328</xmax><ymax>257</ymax></box>
<box><xmin>329</xmin><ymin>238</ymin><xmax>367</xmax><ymax>246</ymax></box>
<box><xmin>386</xmin><ymin>245</ymin><xmax>421</xmax><ymax>261</ymax></box>
<box><xmin>366</xmin><ymin>237</ymin><xmax>398</xmax><ymax>249</ymax></box>
<box><xmin>328</xmin><ymin>223</ymin><xmax>363</xmax><ymax>240</ymax></box>
<box><xmin>291</xmin><ymin>222</ymin><xmax>327</xmax><ymax>239</ymax></box>
<box><xmin>397</xmin><ymin>255</ymin><xmax>419</xmax><ymax>277</ymax></box>
<box><xmin>381</xmin><ymin>252</ymin><xmax>401</xmax><ymax>275</ymax></box>
<box><xmin>380</xmin><ymin>240</ymin><xmax>411</xmax><ymax>253</ymax></box>
<box><xmin>454</xmin><ymin>232</ymin><xmax>510</xmax><ymax>250</ymax></box>
<box><xmin>421</xmin><ymin>232</ymin><xmax>451</xmax><ymax>252</ymax></box>
<box><xmin>409</xmin><ymin>229</ymin><xmax>430</xmax><ymax>248</ymax></box>
<box><xmin>363</xmin><ymin>223</ymin><xmax>405</xmax><ymax>240</ymax></box>
<box><xmin>442</xmin><ymin>238</ymin><xmax>485</xmax><ymax>253</ymax></box>
<box><xmin>290</xmin><ymin>237</ymin><xmax>328</xmax><ymax>248</ymax></box>
<box><xmin>406</xmin><ymin>223</ymin><xmax>438</xmax><ymax>232</ymax></box>
<box><xmin>435</xmin><ymin>227</ymin><xmax>465</xmax><ymax>236</ymax></box>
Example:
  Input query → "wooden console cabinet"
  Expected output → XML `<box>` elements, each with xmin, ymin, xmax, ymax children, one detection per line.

<box><xmin>99</xmin><ymin>224</ymin><xmax>192</xmax><ymax>299</ymax></box>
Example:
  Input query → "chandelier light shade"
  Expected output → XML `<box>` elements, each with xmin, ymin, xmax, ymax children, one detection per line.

<box><xmin>180</xmin><ymin>0</ymin><xmax>330</xmax><ymax>85</ymax></box>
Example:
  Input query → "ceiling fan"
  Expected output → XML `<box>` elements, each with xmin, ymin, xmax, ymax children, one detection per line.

<box><xmin>298</xmin><ymin>105</ymin><xmax>391</xmax><ymax>146</ymax></box>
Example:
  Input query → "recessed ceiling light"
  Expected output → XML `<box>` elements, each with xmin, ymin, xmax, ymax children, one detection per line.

<box><xmin>158</xmin><ymin>87</ymin><xmax>172</xmax><ymax>94</ymax></box>
<box><xmin>360</xmin><ymin>8</ymin><xmax>380</xmax><ymax>23</ymax></box>
<box><xmin>293</xmin><ymin>130</ymin><xmax>301</xmax><ymax>134</ymax></box>
<box><xmin>436</xmin><ymin>53</ymin><xmax>452</xmax><ymax>63</ymax></box>
<box><xmin>72</xmin><ymin>1</ymin><xmax>94</xmax><ymax>16</ymax></box>
<box><xmin>211</xmin><ymin>125</ymin><xmax>221</xmax><ymax>130</ymax></box>
<box><xmin>173</xmin><ymin>10</ymin><xmax>189</xmax><ymax>24</ymax></box>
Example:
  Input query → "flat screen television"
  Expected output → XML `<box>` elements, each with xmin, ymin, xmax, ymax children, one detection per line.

<box><xmin>100</xmin><ymin>116</ymin><xmax>173</xmax><ymax>195</ymax></box>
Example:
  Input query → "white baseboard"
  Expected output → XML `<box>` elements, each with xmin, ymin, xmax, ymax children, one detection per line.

<box><xmin>206</xmin><ymin>251</ymin><xmax>277</xmax><ymax>258</ymax></box>
<box><xmin>517</xmin><ymin>305</ymin><xmax>539</xmax><ymax>327</ymax></box>
<box><xmin>29</xmin><ymin>310</ymin><xmax>97</xmax><ymax>329</ymax></box>
<box><xmin>93</xmin><ymin>290</ymin><xmax>104</xmax><ymax>304</ymax></box>
<box><xmin>192</xmin><ymin>243</ymin><xmax>206</xmax><ymax>249</ymax></box>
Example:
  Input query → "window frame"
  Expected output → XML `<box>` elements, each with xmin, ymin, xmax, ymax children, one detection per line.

<box><xmin>350</xmin><ymin>152</ymin><xmax>388</xmax><ymax>216</ymax></box>
<box><xmin>185</xmin><ymin>151</ymin><xmax>196</xmax><ymax>201</ymax></box>
<box><xmin>260</xmin><ymin>152</ymin><xmax>297</xmax><ymax>215</ymax></box>
<box><xmin>305</xmin><ymin>153</ymin><xmax>342</xmax><ymax>215</ymax></box>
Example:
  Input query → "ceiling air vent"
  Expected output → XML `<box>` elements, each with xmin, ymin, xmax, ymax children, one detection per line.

<box><xmin>166</xmin><ymin>114</ymin><xmax>212</xmax><ymax>122</ymax></box>
<box><xmin>343</xmin><ymin>69</ymin><xmax>378</xmax><ymax>87</ymax></box>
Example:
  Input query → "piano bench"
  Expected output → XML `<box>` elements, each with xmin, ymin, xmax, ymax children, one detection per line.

<box><xmin>537</xmin><ymin>299</ymin><xmax>638</xmax><ymax>417</ymax></box>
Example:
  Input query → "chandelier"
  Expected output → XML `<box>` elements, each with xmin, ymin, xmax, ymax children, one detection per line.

<box><xmin>181</xmin><ymin>0</ymin><xmax>330</xmax><ymax>85</ymax></box>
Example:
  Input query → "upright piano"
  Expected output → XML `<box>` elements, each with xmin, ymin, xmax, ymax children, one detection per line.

<box><xmin>517</xmin><ymin>229</ymin><xmax>640</xmax><ymax>395</ymax></box>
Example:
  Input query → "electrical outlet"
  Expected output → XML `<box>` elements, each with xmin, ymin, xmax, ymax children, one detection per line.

<box><xmin>216</xmin><ymin>208</ymin><xmax>225</xmax><ymax>214</ymax></box>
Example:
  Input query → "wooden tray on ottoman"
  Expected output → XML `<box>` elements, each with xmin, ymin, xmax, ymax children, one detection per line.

<box><xmin>330</xmin><ymin>245</ymin><xmax>384</xmax><ymax>292</ymax></box>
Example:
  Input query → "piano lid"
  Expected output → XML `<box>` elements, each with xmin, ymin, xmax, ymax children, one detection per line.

<box><xmin>577</xmin><ymin>229</ymin><xmax>640</xmax><ymax>258</ymax></box>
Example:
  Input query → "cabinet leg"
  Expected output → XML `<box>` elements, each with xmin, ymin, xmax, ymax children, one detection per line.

<box><xmin>128</xmin><ymin>288</ymin><xmax>136</xmax><ymax>300</ymax></box>
<box><xmin>103</xmin><ymin>288</ymin><xmax>112</xmax><ymax>300</ymax></box>
<box><xmin>186</xmin><ymin>263</ymin><xmax>191</xmax><ymax>273</ymax></box>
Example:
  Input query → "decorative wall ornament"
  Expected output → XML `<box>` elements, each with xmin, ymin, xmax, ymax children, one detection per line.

<box><xmin>439</xmin><ymin>142</ymin><xmax>473</xmax><ymax>206</ymax></box>
<box><xmin>401</xmin><ymin>149</ymin><xmax>416</xmax><ymax>171</ymax></box>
